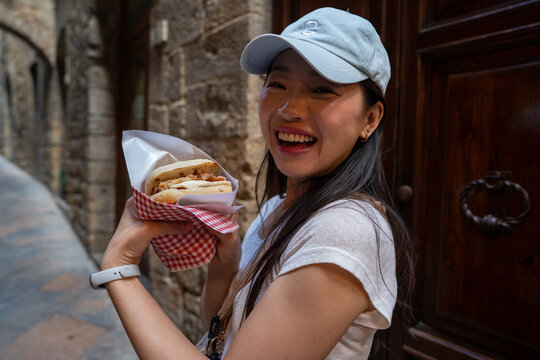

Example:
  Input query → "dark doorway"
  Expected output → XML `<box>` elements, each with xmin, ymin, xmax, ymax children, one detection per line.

<box><xmin>116</xmin><ymin>0</ymin><xmax>151</xmax><ymax>221</ymax></box>
<box><xmin>116</xmin><ymin>0</ymin><xmax>152</xmax><ymax>274</ymax></box>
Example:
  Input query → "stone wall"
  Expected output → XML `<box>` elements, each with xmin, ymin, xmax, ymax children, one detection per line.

<box><xmin>0</xmin><ymin>0</ymin><xmax>56</xmax><ymax>64</ymax></box>
<box><xmin>146</xmin><ymin>0</ymin><xmax>272</xmax><ymax>342</ymax></box>
<box><xmin>60</xmin><ymin>0</ymin><xmax>120</xmax><ymax>253</ymax></box>
<box><xmin>0</xmin><ymin>32</ymin><xmax>36</xmax><ymax>173</ymax></box>
<box><xmin>0</xmin><ymin>0</ymin><xmax>62</xmax><ymax>193</ymax></box>
<box><xmin>1</xmin><ymin>0</ymin><xmax>274</xmax><ymax>344</ymax></box>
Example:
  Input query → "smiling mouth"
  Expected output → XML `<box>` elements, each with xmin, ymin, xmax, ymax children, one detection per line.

<box><xmin>276</xmin><ymin>131</ymin><xmax>318</xmax><ymax>147</ymax></box>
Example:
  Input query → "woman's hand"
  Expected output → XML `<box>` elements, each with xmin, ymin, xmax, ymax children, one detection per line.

<box><xmin>200</xmin><ymin>213</ymin><xmax>242</xmax><ymax>327</ymax></box>
<box><xmin>207</xmin><ymin>221</ymin><xmax>242</xmax><ymax>273</ymax></box>
<box><xmin>101</xmin><ymin>197</ymin><xmax>192</xmax><ymax>270</ymax></box>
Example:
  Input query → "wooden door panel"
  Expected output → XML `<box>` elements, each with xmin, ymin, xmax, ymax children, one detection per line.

<box><xmin>417</xmin><ymin>2</ymin><xmax>540</xmax><ymax>61</ymax></box>
<box><xmin>409</xmin><ymin>0</ymin><xmax>540</xmax><ymax>358</ymax></box>
<box><xmin>429</xmin><ymin>0</ymin><xmax>512</xmax><ymax>22</ymax></box>
<box><xmin>421</xmin><ymin>50</ymin><xmax>540</xmax><ymax>359</ymax></box>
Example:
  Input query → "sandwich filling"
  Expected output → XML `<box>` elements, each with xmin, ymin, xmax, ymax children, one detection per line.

<box><xmin>170</xmin><ymin>180</ymin><xmax>231</xmax><ymax>189</ymax></box>
<box><xmin>152</xmin><ymin>173</ymin><xmax>227</xmax><ymax>195</ymax></box>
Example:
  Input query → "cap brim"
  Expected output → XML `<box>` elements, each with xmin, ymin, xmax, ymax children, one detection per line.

<box><xmin>240</xmin><ymin>34</ymin><xmax>369</xmax><ymax>84</ymax></box>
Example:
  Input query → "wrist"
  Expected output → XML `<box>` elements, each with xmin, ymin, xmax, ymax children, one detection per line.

<box><xmin>101</xmin><ymin>247</ymin><xmax>139</xmax><ymax>271</ymax></box>
<box><xmin>100</xmin><ymin>256</ymin><xmax>138</xmax><ymax>271</ymax></box>
<box><xmin>90</xmin><ymin>264</ymin><xmax>140</xmax><ymax>289</ymax></box>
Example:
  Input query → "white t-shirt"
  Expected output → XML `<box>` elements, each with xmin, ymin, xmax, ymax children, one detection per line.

<box><xmin>221</xmin><ymin>195</ymin><xmax>397</xmax><ymax>359</ymax></box>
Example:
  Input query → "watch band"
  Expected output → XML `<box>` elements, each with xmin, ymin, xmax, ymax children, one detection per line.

<box><xmin>89</xmin><ymin>264</ymin><xmax>140</xmax><ymax>289</ymax></box>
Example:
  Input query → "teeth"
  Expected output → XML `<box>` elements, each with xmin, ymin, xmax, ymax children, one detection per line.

<box><xmin>278</xmin><ymin>131</ymin><xmax>315</xmax><ymax>143</ymax></box>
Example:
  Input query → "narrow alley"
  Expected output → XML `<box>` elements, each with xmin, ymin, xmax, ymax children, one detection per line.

<box><xmin>0</xmin><ymin>156</ymin><xmax>136</xmax><ymax>359</ymax></box>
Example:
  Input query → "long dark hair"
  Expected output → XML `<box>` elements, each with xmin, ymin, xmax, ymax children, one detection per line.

<box><xmin>243</xmin><ymin>78</ymin><xmax>414</xmax><ymax>326</ymax></box>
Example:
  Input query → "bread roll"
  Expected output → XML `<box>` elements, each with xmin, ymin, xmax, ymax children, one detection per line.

<box><xmin>144</xmin><ymin>159</ymin><xmax>233</xmax><ymax>204</ymax></box>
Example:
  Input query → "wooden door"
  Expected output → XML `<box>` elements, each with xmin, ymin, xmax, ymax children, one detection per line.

<box><xmin>273</xmin><ymin>0</ymin><xmax>540</xmax><ymax>359</ymax></box>
<box><xmin>401</xmin><ymin>0</ymin><xmax>540</xmax><ymax>359</ymax></box>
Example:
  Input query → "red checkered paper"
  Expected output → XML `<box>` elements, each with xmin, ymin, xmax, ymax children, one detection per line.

<box><xmin>133</xmin><ymin>187</ymin><xmax>239</xmax><ymax>272</ymax></box>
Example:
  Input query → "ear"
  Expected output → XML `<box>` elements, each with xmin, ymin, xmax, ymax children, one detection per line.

<box><xmin>361</xmin><ymin>101</ymin><xmax>384</xmax><ymax>140</ymax></box>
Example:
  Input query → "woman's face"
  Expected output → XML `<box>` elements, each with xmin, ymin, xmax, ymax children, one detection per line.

<box><xmin>259</xmin><ymin>49</ymin><xmax>375</xmax><ymax>185</ymax></box>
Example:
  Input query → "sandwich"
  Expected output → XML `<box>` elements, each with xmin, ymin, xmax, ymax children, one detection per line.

<box><xmin>145</xmin><ymin>159</ymin><xmax>233</xmax><ymax>204</ymax></box>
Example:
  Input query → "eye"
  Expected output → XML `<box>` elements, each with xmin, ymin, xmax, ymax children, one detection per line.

<box><xmin>266</xmin><ymin>81</ymin><xmax>286</xmax><ymax>90</ymax></box>
<box><xmin>312</xmin><ymin>86</ymin><xmax>338</xmax><ymax>95</ymax></box>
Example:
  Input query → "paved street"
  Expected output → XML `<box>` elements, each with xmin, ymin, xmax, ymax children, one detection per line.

<box><xmin>0</xmin><ymin>156</ymin><xmax>137</xmax><ymax>359</ymax></box>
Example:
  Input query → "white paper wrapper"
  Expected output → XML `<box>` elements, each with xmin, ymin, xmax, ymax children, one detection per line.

<box><xmin>122</xmin><ymin>130</ymin><xmax>240</xmax><ymax>213</ymax></box>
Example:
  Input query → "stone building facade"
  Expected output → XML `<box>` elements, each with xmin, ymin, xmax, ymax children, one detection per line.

<box><xmin>0</xmin><ymin>0</ymin><xmax>62</xmax><ymax>193</ymax></box>
<box><xmin>56</xmin><ymin>0</ymin><xmax>121</xmax><ymax>253</ymax></box>
<box><xmin>146</xmin><ymin>0</ymin><xmax>271</xmax><ymax>339</ymax></box>
<box><xmin>1</xmin><ymin>0</ymin><xmax>271</xmax><ymax>342</ymax></box>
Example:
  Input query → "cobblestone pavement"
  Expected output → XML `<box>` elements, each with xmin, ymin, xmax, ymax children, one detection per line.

<box><xmin>0</xmin><ymin>156</ymin><xmax>137</xmax><ymax>360</ymax></box>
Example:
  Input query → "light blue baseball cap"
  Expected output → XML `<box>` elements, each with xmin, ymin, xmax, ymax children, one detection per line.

<box><xmin>240</xmin><ymin>7</ymin><xmax>391</xmax><ymax>95</ymax></box>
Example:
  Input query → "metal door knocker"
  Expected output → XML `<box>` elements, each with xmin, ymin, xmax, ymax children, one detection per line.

<box><xmin>459</xmin><ymin>171</ymin><xmax>530</xmax><ymax>234</ymax></box>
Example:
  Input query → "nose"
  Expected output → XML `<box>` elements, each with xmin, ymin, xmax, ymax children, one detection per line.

<box><xmin>277</xmin><ymin>95</ymin><xmax>308</xmax><ymax>121</ymax></box>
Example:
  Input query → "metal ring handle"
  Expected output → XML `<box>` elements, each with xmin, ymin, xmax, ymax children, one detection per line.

<box><xmin>459</xmin><ymin>171</ymin><xmax>530</xmax><ymax>234</ymax></box>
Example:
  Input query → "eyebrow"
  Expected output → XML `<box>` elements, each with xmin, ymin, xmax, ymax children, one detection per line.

<box><xmin>269</xmin><ymin>64</ymin><xmax>323</xmax><ymax>78</ymax></box>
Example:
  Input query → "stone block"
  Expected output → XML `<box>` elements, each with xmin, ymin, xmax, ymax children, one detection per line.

<box><xmin>203</xmin><ymin>0</ymin><xmax>249</xmax><ymax>31</ymax></box>
<box><xmin>184</xmin><ymin>292</ymin><xmax>201</xmax><ymax>315</ymax></box>
<box><xmin>86</xmin><ymin>233</ymin><xmax>111</xmax><ymax>252</ymax></box>
<box><xmin>68</xmin><ymin>192</ymin><xmax>84</xmax><ymax>207</ymax></box>
<box><xmin>169</xmin><ymin>103</ymin><xmax>187</xmax><ymax>139</ymax></box>
<box><xmin>149</xmin><ymin>51</ymin><xmax>170</xmax><ymax>105</ymax></box>
<box><xmin>185</xmin><ymin>17</ymin><xmax>251</xmax><ymax>84</ymax></box>
<box><xmin>86</xmin><ymin>135</ymin><xmax>115</xmax><ymax>161</ymax></box>
<box><xmin>47</xmin><ymin>126</ymin><xmax>63</xmax><ymax>144</ymax></box>
<box><xmin>88</xmin><ymin>88</ymin><xmax>114</xmax><ymax>115</ymax></box>
<box><xmin>68</xmin><ymin>120</ymin><xmax>86</xmax><ymax>138</ymax></box>
<box><xmin>86</xmin><ymin>183</ymin><xmax>115</xmax><ymax>213</ymax></box>
<box><xmin>88</xmin><ymin>114</ymin><xmax>115</xmax><ymax>135</ymax></box>
<box><xmin>75</xmin><ymin>207</ymin><xmax>89</xmax><ymax>232</ymax></box>
<box><xmin>168</xmin><ymin>50</ymin><xmax>183</xmax><ymax>102</ymax></box>
<box><xmin>148</xmin><ymin>247</ymin><xmax>170</xmax><ymax>277</ymax></box>
<box><xmin>247</xmin><ymin>4</ymin><xmax>273</xmax><ymax>37</ymax></box>
<box><xmin>245</xmin><ymin>137</ymin><xmax>266</xmax><ymax>168</ymax></box>
<box><xmin>152</xmin><ymin>273</ymin><xmax>185</xmax><ymax>327</ymax></box>
<box><xmin>190</xmin><ymin>138</ymin><xmax>247</xmax><ymax>176</ymax></box>
<box><xmin>86</xmin><ymin>160</ymin><xmax>116</xmax><ymax>183</ymax></box>
<box><xmin>182</xmin><ymin>311</ymin><xmax>206</xmax><ymax>343</ymax></box>
<box><xmin>66</xmin><ymin>160</ymin><xmax>84</xmax><ymax>180</ymax></box>
<box><xmin>152</xmin><ymin>0</ymin><xmax>203</xmax><ymax>49</ymax></box>
<box><xmin>185</xmin><ymin>77</ymin><xmax>248</xmax><ymax>139</ymax></box>
<box><xmin>173</xmin><ymin>265</ymin><xmax>206</xmax><ymax>294</ymax></box>
<box><xmin>86</xmin><ymin>209</ymin><xmax>116</xmax><ymax>235</ymax></box>
<box><xmin>87</xmin><ymin>65</ymin><xmax>111</xmax><ymax>89</ymax></box>
<box><xmin>246</xmin><ymin>74</ymin><xmax>266</xmax><ymax>134</ymax></box>
<box><xmin>68</xmin><ymin>138</ymin><xmax>85</xmax><ymax>155</ymax></box>
<box><xmin>148</xmin><ymin>104</ymin><xmax>169</xmax><ymax>134</ymax></box>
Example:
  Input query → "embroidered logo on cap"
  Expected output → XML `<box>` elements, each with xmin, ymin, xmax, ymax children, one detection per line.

<box><xmin>302</xmin><ymin>20</ymin><xmax>318</xmax><ymax>35</ymax></box>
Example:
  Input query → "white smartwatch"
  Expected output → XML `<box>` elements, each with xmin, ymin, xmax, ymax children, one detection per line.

<box><xmin>89</xmin><ymin>264</ymin><xmax>141</xmax><ymax>289</ymax></box>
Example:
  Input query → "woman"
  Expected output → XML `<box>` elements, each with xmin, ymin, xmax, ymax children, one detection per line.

<box><xmin>98</xmin><ymin>7</ymin><xmax>413</xmax><ymax>359</ymax></box>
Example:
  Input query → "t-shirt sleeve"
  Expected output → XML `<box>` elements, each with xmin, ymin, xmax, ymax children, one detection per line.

<box><xmin>277</xmin><ymin>200</ymin><xmax>397</xmax><ymax>329</ymax></box>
